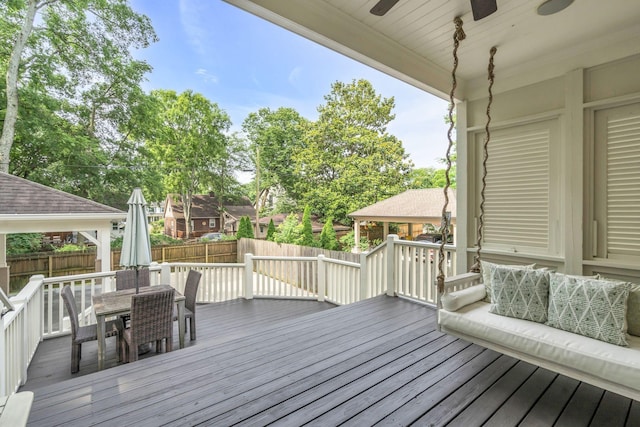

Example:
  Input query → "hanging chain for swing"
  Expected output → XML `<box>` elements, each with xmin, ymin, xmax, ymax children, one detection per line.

<box><xmin>437</xmin><ymin>16</ymin><xmax>498</xmax><ymax>293</ymax></box>
<box><xmin>470</xmin><ymin>46</ymin><xmax>497</xmax><ymax>273</ymax></box>
<box><xmin>436</xmin><ymin>17</ymin><xmax>465</xmax><ymax>294</ymax></box>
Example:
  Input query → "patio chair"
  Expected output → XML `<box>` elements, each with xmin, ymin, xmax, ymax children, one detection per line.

<box><xmin>61</xmin><ymin>285</ymin><xmax>123</xmax><ymax>374</ymax></box>
<box><xmin>173</xmin><ymin>270</ymin><xmax>202</xmax><ymax>341</ymax></box>
<box><xmin>115</xmin><ymin>268</ymin><xmax>150</xmax><ymax>291</ymax></box>
<box><xmin>122</xmin><ymin>288</ymin><xmax>175</xmax><ymax>363</ymax></box>
<box><xmin>115</xmin><ymin>268</ymin><xmax>151</xmax><ymax>327</ymax></box>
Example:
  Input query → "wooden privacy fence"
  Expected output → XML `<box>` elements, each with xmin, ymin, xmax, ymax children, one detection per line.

<box><xmin>8</xmin><ymin>240</ymin><xmax>237</xmax><ymax>293</ymax></box>
<box><xmin>236</xmin><ymin>239</ymin><xmax>359</xmax><ymax>291</ymax></box>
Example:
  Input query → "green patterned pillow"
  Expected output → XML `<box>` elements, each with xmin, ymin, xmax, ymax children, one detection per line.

<box><xmin>597</xmin><ymin>276</ymin><xmax>640</xmax><ymax>337</ymax></box>
<box><xmin>480</xmin><ymin>260</ymin><xmax>535</xmax><ymax>303</ymax></box>
<box><xmin>628</xmin><ymin>283</ymin><xmax>640</xmax><ymax>337</ymax></box>
<box><xmin>489</xmin><ymin>266</ymin><xmax>550</xmax><ymax>323</ymax></box>
<box><xmin>546</xmin><ymin>273</ymin><xmax>631</xmax><ymax>346</ymax></box>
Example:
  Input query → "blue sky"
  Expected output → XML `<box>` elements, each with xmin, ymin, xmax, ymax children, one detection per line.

<box><xmin>130</xmin><ymin>0</ymin><xmax>450</xmax><ymax>172</ymax></box>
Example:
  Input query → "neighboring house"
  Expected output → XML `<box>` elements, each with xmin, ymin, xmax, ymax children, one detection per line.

<box><xmin>164</xmin><ymin>194</ymin><xmax>222</xmax><ymax>239</ymax></box>
<box><xmin>349</xmin><ymin>189</ymin><xmax>457</xmax><ymax>249</ymax></box>
<box><xmin>147</xmin><ymin>201</ymin><xmax>165</xmax><ymax>223</ymax></box>
<box><xmin>223</xmin><ymin>200</ymin><xmax>256</xmax><ymax>235</ymax></box>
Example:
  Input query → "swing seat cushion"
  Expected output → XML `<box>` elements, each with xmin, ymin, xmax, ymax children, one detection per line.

<box><xmin>439</xmin><ymin>301</ymin><xmax>640</xmax><ymax>396</ymax></box>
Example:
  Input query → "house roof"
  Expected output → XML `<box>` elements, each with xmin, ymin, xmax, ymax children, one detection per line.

<box><xmin>166</xmin><ymin>194</ymin><xmax>220</xmax><ymax>219</ymax></box>
<box><xmin>349</xmin><ymin>189</ymin><xmax>456</xmax><ymax>222</ymax></box>
<box><xmin>0</xmin><ymin>172</ymin><xmax>125</xmax><ymax>241</ymax></box>
<box><xmin>224</xmin><ymin>205</ymin><xmax>256</xmax><ymax>221</ymax></box>
<box><xmin>0</xmin><ymin>172</ymin><xmax>124</xmax><ymax>217</ymax></box>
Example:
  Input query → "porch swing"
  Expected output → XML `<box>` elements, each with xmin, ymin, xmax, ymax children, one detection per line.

<box><xmin>435</xmin><ymin>18</ymin><xmax>640</xmax><ymax>402</ymax></box>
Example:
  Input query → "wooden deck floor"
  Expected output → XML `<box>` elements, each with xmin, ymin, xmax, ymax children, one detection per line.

<box><xmin>22</xmin><ymin>296</ymin><xmax>640</xmax><ymax>426</ymax></box>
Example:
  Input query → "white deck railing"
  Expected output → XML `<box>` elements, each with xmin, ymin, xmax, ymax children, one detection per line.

<box><xmin>1</xmin><ymin>234</ymin><xmax>456</xmax><ymax>394</ymax></box>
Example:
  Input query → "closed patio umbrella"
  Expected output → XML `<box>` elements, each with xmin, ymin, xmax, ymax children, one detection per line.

<box><xmin>120</xmin><ymin>188</ymin><xmax>152</xmax><ymax>293</ymax></box>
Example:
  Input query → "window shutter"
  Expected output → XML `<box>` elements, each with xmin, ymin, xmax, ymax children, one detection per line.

<box><xmin>479</xmin><ymin>122</ymin><xmax>552</xmax><ymax>249</ymax></box>
<box><xmin>604</xmin><ymin>109</ymin><xmax>640</xmax><ymax>258</ymax></box>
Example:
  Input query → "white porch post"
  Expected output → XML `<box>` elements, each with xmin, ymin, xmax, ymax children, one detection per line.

<box><xmin>456</xmin><ymin>100</ymin><xmax>469</xmax><ymax>274</ymax></box>
<box><xmin>386</xmin><ymin>234</ymin><xmax>398</xmax><ymax>296</ymax></box>
<box><xmin>0</xmin><ymin>233</ymin><xmax>9</xmax><ymax>294</ymax></box>
<box><xmin>244</xmin><ymin>253</ymin><xmax>254</xmax><ymax>299</ymax></box>
<box><xmin>353</xmin><ymin>220</ymin><xmax>361</xmax><ymax>253</ymax></box>
<box><xmin>317</xmin><ymin>254</ymin><xmax>326</xmax><ymax>302</ymax></box>
<box><xmin>0</xmin><ymin>316</ymin><xmax>5</xmax><ymax>396</ymax></box>
<box><xmin>96</xmin><ymin>227</ymin><xmax>111</xmax><ymax>273</ymax></box>
<box><xmin>383</xmin><ymin>222</ymin><xmax>389</xmax><ymax>240</ymax></box>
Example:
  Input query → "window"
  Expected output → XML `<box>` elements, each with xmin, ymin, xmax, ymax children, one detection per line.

<box><xmin>209</xmin><ymin>218</ymin><xmax>216</xmax><ymax>228</ymax></box>
<box><xmin>593</xmin><ymin>102</ymin><xmax>640</xmax><ymax>262</ymax></box>
<box><xmin>475</xmin><ymin>119</ymin><xmax>559</xmax><ymax>254</ymax></box>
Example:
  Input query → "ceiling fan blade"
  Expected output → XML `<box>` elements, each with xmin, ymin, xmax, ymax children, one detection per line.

<box><xmin>370</xmin><ymin>0</ymin><xmax>400</xmax><ymax>16</ymax></box>
<box><xmin>470</xmin><ymin>0</ymin><xmax>497</xmax><ymax>21</ymax></box>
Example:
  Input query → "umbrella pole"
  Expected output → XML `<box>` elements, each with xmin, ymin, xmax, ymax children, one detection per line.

<box><xmin>135</xmin><ymin>267</ymin><xmax>139</xmax><ymax>294</ymax></box>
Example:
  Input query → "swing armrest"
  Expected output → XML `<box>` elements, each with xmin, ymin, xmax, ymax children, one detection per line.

<box><xmin>443</xmin><ymin>272</ymin><xmax>482</xmax><ymax>293</ymax></box>
<box><xmin>439</xmin><ymin>272</ymin><xmax>484</xmax><ymax>311</ymax></box>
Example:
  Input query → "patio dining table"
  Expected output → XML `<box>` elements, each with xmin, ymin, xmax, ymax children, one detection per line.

<box><xmin>92</xmin><ymin>284</ymin><xmax>185</xmax><ymax>370</ymax></box>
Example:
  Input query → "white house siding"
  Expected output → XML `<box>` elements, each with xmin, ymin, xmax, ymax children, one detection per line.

<box><xmin>460</xmin><ymin>53</ymin><xmax>640</xmax><ymax>282</ymax></box>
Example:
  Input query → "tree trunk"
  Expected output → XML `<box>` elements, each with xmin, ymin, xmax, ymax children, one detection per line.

<box><xmin>183</xmin><ymin>191</ymin><xmax>193</xmax><ymax>239</ymax></box>
<box><xmin>0</xmin><ymin>0</ymin><xmax>41</xmax><ymax>173</ymax></box>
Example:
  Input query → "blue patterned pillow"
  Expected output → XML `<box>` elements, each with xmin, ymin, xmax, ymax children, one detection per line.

<box><xmin>489</xmin><ymin>266</ymin><xmax>550</xmax><ymax>323</ymax></box>
<box><xmin>546</xmin><ymin>273</ymin><xmax>631</xmax><ymax>346</ymax></box>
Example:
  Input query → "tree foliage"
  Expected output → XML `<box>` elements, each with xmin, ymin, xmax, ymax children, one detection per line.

<box><xmin>273</xmin><ymin>214</ymin><xmax>301</xmax><ymax>244</ymax></box>
<box><xmin>236</xmin><ymin>216</ymin><xmax>254</xmax><ymax>239</ymax></box>
<box><xmin>298</xmin><ymin>205</ymin><xmax>315</xmax><ymax>247</ymax></box>
<box><xmin>293</xmin><ymin>79</ymin><xmax>412</xmax><ymax>223</ymax></box>
<box><xmin>266</xmin><ymin>219</ymin><xmax>276</xmax><ymax>241</ymax></box>
<box><xmin>319</xmin><ymin>217</ymin><xmax>338</xmax><ymax>250</ymax></box>
<box><xmin>242</xmin><ymin>107</ymin><xmax>308</xmax><ymax>213</ymax></box>
<box><xmin>145</xmin><ymin>90</ymin><xmax>232</xmax><ymax>238</ymax></box>
<box><xmin>1</xmin><ymin>0</ymin><xmax>160</xmax><ymax>207</ymax></box>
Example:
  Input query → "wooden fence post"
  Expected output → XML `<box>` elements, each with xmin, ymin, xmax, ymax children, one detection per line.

<box><xmin>244</xmin><ymin>253</ymin><xmax>253</xmax><ymax>300</ymax></box>
<box><xmin>317</xmin><ymin>255</ymin><xmax>325</xmax><ymax>302</ymax></box>
<box><xmin>386</xmin><ymin>234</ymin><xmax>398</xmax><ymax>296</ymax></box>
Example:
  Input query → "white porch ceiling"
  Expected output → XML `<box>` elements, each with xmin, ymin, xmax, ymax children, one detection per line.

<box><xmin>224</xmin><ymin>0</ymin><xmax>640</xmax><ymax>100</ymax></box>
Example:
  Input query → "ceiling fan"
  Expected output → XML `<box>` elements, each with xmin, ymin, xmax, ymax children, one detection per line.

<box><xmin>370</xmin><ymin>0</ymin><xmax>498</xmax><ymax>21</ymax></box>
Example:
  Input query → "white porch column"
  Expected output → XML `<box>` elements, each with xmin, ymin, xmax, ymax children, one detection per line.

<box><xmin>0</xmin><ymin>233</ymin><xmax>9</xmax><ymax>294</ymax></box>
<box><xmin>456</xmin><ymin>100</ymin><xmax>469</xmax><ymax>274</ymax></box>
<box><xmin>353</xmin><ymin>220</ymin><xmax>361</xmax><ymax>253</ymax></box>
<box><xmin>383</xmin><ymin>222</ymin><xmax>389</xmax><ymax>240</ymax></box>
<box><xmin>96</xmin><ymin>227</ymin><xmax>111</xmax><ymax>272</ymax></box>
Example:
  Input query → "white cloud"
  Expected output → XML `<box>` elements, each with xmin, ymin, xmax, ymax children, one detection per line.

<box><xmin>195</xmin><ymin>68</ymin><xmax>219</xmax><ymax>84</ymax></box>
<box><xmin>288</xmin><ymin>66</ymin><xmax>303</xmax><ymax>87</ymax></box>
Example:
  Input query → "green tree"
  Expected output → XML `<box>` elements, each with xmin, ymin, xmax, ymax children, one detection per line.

<box><xmin>242</xmin><ymin>107</ymin><xmax>308</xmax><ymax>211</ymax></box>
<box><xmin>1</xmin><ymin>0</ymin><xmax>157</xmax><ymax>174</ymax></box>
<box><xmin>266</xmin><ymin>219</ymin><xmax>276</xmax><ymax>241</ymax></box>
<box><xmin>146</xmin><ymin>90</ymin><xmax>231</xmax><ymax>238</ymax></box>
<box><xmin>319</xmin><ymin>217</ymin><xmax>339</xmax><ymax>250</ymax></box>
<box><xmin>6</xmin><ymin>233</ymin><xmax>43</xmax><ymax>255</ymax></box>
<box><xmin>298</xmin><ymin>205</ymin><xmax>314</xmax><ymax>247</ymax></box>
<box><xmin>294</xmin><ymin>79</ymin><xmax>412</xmax><ymax>224</ymax></box>
<box><xmin>236</xmin><ymin>216</ymin><xmax>254</xmax><ymax>239</ymax></box>
<box><xmin>274</xmin><ymin>214</ymin><xmax>301</xmax><ymax>244</ymax></box>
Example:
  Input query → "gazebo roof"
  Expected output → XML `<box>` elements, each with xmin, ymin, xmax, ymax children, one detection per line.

<box><xmin>0</xmin><ymin>172</ymin><xmax>123</xmax><ymax>216</ymax></box>
<box><xmin>349</xmin><ymin>188</ymin><xmax>456</xmax><ymax>223</ymax></box>
<box><xmin>0</xmin><ymin>172</ymin><xmax>125</xmax><ymax>233</ymax></box>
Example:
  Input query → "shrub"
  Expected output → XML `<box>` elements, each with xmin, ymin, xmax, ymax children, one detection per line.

<box><xmin>7</xmin><ymin>233</ymin><xmax>44</xmax><ymax>255</ymax></box>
